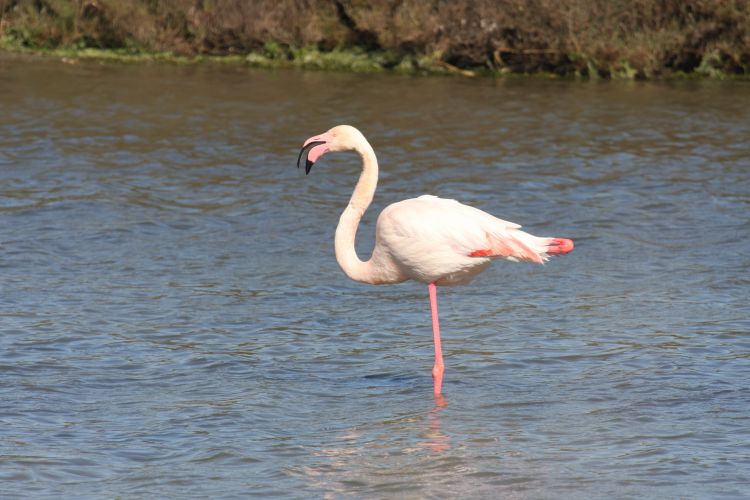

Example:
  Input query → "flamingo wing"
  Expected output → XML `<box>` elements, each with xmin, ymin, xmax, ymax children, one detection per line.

<box><xmin>375</xmin><ymin>195</ymin><xmax>549</xmax><ymax>284</ymax></box>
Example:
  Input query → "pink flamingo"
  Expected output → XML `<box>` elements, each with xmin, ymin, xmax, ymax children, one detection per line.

<box><xmin>298</xmin><ymin>125</ymin><xmax>573</xmax><ymax>395</ymax></box>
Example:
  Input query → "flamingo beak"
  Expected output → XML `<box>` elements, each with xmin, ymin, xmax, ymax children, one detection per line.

<box><xmin>297</xmin><ymin>141</ymin><xmax>326</xmax><ymax>175</ymax></box>
<box><xmin>297</xmin><ymin>133</ymin><xmax>333</xmax><ymax>175</ymax></box>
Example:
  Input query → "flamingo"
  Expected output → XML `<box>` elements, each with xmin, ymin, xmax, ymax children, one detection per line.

<box><xmin>297</xmin><ymin>125</ymin><xmax>573</xmax><ymax>395</ymax></box>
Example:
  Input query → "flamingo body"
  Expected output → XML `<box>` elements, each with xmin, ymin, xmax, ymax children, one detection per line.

<box><xmin>297</xmin><ymin>125</ymin><xmax>573</xmax><ymax>395</ymax></box>
<box><xmin>375</xmin><ymin>195</ymin><xmax>561</xmax><ymax>286</ymax></box>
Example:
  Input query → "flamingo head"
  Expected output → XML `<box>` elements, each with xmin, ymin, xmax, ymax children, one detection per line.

<box><xmin>297</xmin><ymin>125</ymin><xmax>367</xmax><ymax>175</ymax></box>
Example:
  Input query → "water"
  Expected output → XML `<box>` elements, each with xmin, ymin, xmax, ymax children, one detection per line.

<box><xmin>1</xmin><ymin>53</ymin><xmax>749</xmax><ymax>498</ymax></box>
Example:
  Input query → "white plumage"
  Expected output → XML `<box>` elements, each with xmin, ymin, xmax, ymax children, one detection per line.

<box><xmin>297</xmin><ymin>125</ymin><xmax>573</xmax><ymax>395</ymax></box>
<box><xmin>375</xmin><ymin>195</ymin><xmax>549</xmax><ymax>285</ymax></box>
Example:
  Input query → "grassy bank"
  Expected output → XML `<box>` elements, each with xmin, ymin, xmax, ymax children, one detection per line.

<box><xmin>1</xmin><ymin>0</ymin><xmax>749</xmax><ymax>78</ymax></box>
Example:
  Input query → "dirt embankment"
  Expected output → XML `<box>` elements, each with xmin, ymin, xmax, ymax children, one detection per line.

<box><xmin>1</xmin><ymin>0</ymin><xmax>749</xmax><ymax>78</ymax></box>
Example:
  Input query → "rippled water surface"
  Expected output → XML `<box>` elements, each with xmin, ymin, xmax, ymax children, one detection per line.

<box><xmin>1</xmin><ymin>53</ymin><xmax>749</xmax><ymax>498</ymax></box>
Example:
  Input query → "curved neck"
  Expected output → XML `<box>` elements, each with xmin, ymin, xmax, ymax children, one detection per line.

<box><xmin>334</xmin><ymin>142</ymin><xmax>379</xmax><ymax>284</ymax></box>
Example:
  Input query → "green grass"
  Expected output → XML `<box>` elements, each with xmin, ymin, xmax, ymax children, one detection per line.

<box><xmin>0</xmin><ymin>34</ymin><xmax>461</xmax><ymax>76</ymax></box>
<box><xmin>3</xmin><ymin>38</ymin><xmax>747</xmax><ymax>81</ymax></box>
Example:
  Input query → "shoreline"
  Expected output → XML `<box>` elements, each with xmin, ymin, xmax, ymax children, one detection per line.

<box><xmin>2</xmin><ymin>0</ymin><xmax>748</xmax><ymax>80</ymax></box>
<box><xmin>2</xmin><ymin>43</ymin><xmax>748</xmax><ymax>81</ymax></box>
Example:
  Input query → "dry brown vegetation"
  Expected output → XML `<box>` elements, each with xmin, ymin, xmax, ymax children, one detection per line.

<box><xmin>1</xmin><ymin>0</ymin><xmax>749</xmax><ymax>77</ymax></box>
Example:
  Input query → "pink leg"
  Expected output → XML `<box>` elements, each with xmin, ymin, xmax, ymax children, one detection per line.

<box><xmin>428</xmin><ymin>283</ymin><xmax>444</xmax><ymax>395</ymax></box>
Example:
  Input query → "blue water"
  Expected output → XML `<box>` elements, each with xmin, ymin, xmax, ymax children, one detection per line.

<box><xmin>1</xmin><ymin>54</ymin><xmax>749</xmax><ymax>498</ymax></box>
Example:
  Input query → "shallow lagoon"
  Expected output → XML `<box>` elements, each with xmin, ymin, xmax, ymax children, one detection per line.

<box><xmin>1</xmin><ymin>55</ymin><xmax>749</xmax><ymax>497</ymax></box>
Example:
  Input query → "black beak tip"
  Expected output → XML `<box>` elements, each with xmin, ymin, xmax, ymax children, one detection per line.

<box><xmin>305</xmin><ymin>160</ymin><xmax>314</xmax><ymax>175</ymax></box>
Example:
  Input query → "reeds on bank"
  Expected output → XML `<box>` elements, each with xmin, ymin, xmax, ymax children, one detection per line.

<box><xmin>1</xmin><ymin>0</ymin><xmax>748</xmax><ymax>78</ymax></box>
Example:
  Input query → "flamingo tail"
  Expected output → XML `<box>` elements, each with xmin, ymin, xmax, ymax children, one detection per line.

<box><xmin>545</xmin><ymin>237</ymin><xmax>574</xmax><ymax>255</ymax></box>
